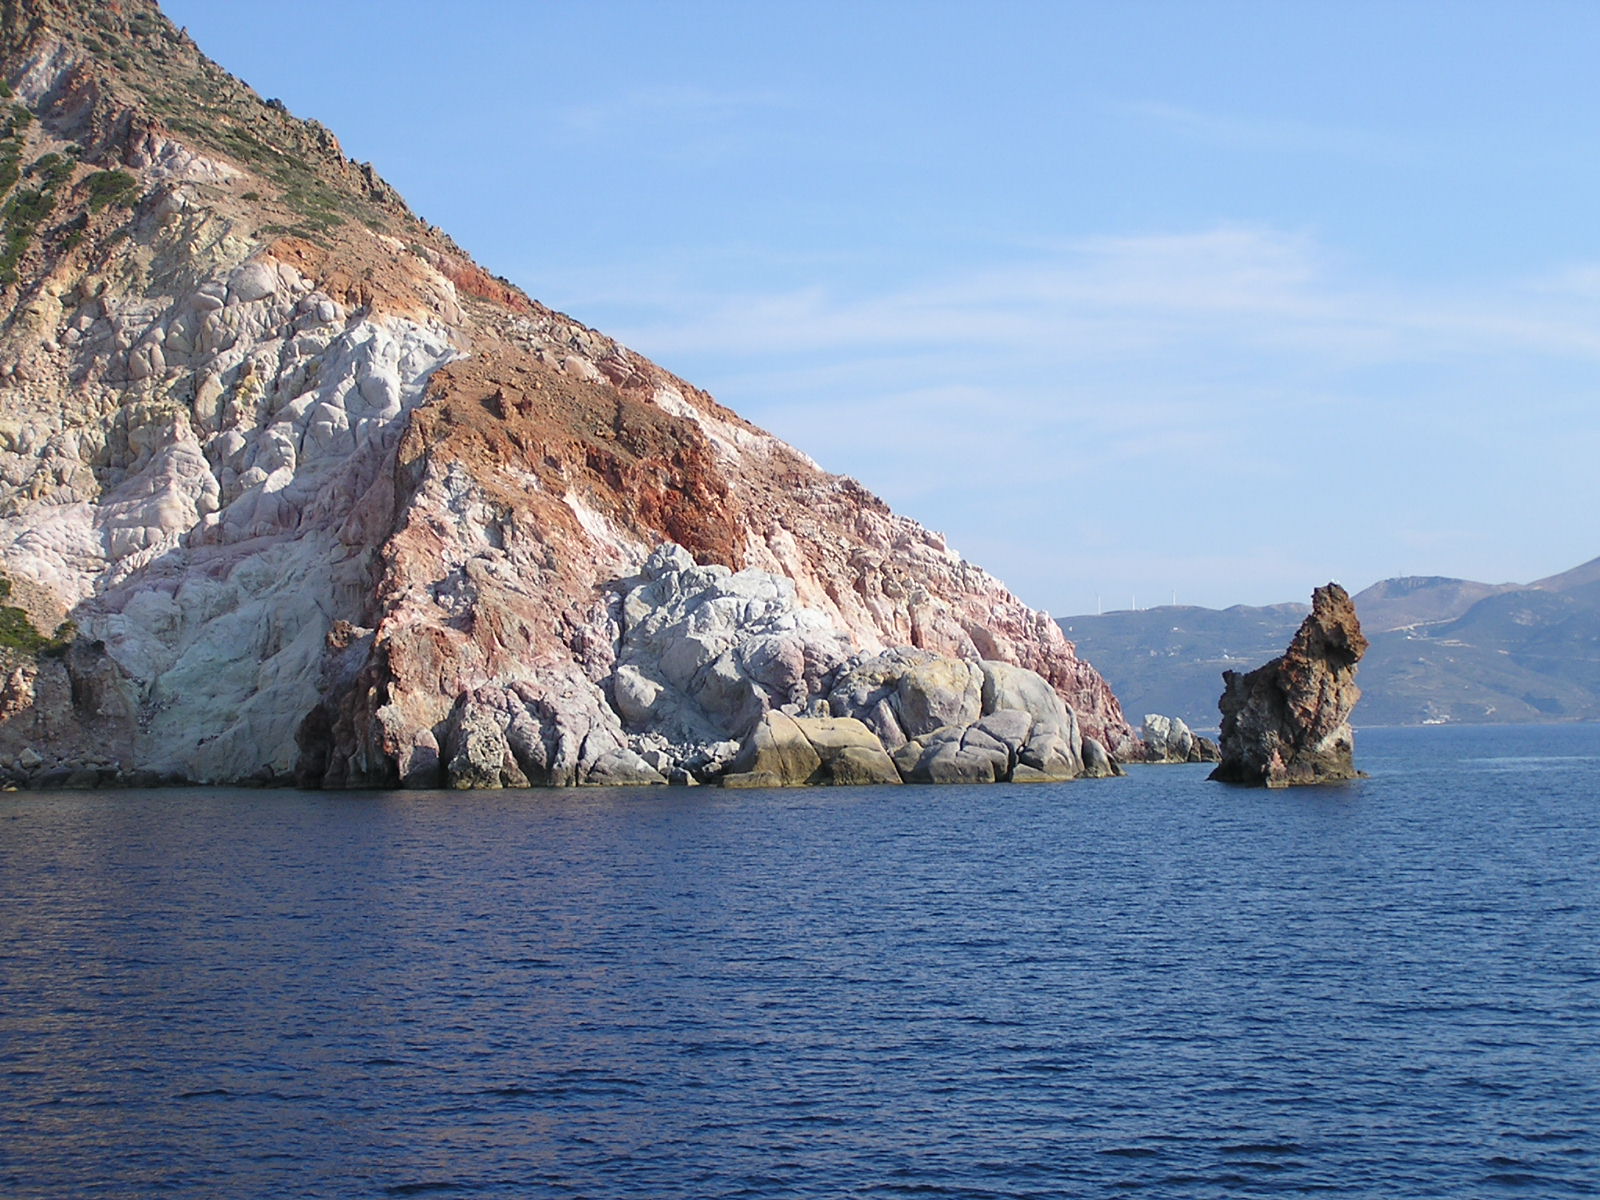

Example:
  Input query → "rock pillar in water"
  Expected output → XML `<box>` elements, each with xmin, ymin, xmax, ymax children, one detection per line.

<box><xmin>1209</xmin><ymin>583</ymin><xmax>1368</xmax><ymax>787</ymax></box>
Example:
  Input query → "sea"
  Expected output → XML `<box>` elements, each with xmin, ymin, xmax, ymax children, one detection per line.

<box><xmin>2</xmin><ymin>723</ymin><xmax>1597</xmax><ymax>1199</ymax></box>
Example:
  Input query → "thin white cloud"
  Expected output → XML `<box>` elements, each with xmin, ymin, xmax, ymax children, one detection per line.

<box><xmin>530</xmin><ymin>225</ymin><xmax>1600</xmax><ymax>608</ymax></box>
<box><xmin>1522</xmin><ymin>261</ymin><xmax>1600</xmax><ymax>300</ymax></box>
<box><xmin>551</xmin><ymin>84</ymin><xmax>805</xmax><ymax>166</ymax></box>
<box><xmin>558</xmin><ymin>84</ymin><xmax>797</xmax><ymax>135</ymax></box>
<box><xmin>1123</xmin><ymin>100</ymin><xmax>1410</xmax><ymax>159</ymax></box>
<box><xmin>598</xmin><ymin>226</ymin><xmax>1600</xmax><ymax>366</ymax></box>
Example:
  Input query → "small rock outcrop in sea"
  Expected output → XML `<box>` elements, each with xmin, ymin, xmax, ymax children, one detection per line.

<box><xmin>1208</xmin><ymin>584</ymin><xmax>1368</xmax><ymax>787</ymax></box>
<box><xmin>1140</xmin><ymin>714</ymin><xmax>1221</xmax><ymax>764</ymax></box>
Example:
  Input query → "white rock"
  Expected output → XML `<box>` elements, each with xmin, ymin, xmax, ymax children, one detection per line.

<box><xmin>227</xmin><ymin>262</ymin><xmax>279</xmax><ymax>304</ymax></box>
<box><xmin>612</xmin><ymin>544</ymin><xmax>853</xmax><ymax>751</ymax></box>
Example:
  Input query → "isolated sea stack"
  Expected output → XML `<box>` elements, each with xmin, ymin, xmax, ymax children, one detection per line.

<box><xmin>1209</xmin><ymin>583</ymin><xmax>1368</xmax><ymax>787</ymax></box>
<box><xmin>0</xmin><ymin>0</ymin><xmax>1135</xmax><ymax>789</ymax></box>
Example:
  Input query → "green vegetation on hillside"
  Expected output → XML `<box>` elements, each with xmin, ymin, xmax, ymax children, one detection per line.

<box><xmin>162</xmin><ymin>110</ymin><xmax>369</xmax><ymax>242</ymax></box>
<box><xmin>0</xmin><ymin>150</ymin><xmax>74</xmax><ymax>286</ymax></box>
<box><xmin>84</xmin><ymin>168</ymin><xmax>139</xmax><ymax>213</ymax></box>
<box><xmin>68</xmin><ymin>0</ymin><xmax>400</xmax><ymax>243</ymax></box>
<box><xmin>0</xmin><ymin>84</ymin><xmax>145</xmax><ymax>281</ymax></box>
<box><xmin>0</xmin><ymin>577</ymin><xmax>74</xmax><ymax>656</ymax></box>
<box><xmin>0</xmin><ymin>101</ymin><xmax>32</xmax><ymax>198</ymax></box>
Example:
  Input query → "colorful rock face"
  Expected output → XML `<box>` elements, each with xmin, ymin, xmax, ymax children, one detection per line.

<box><xmin>1209</xmin><ymin>584</ymin><xmax>1369</xmax><ymax>788</ymax></box>
<box><xmin>0</xmin><ymin>1</ymin><xmax>1135</xmax><ymax>788</ymax></box>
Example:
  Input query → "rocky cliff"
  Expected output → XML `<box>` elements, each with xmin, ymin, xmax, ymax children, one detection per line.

<box><xmin>1209</xmin><ymin>584</ymin><xmax>1367</xmax><ymax>787</ymax></box>
<box><xmin>0</xmin><ymin>0</ymin><xmax>1135</xmax><ymax>788</ymax></box>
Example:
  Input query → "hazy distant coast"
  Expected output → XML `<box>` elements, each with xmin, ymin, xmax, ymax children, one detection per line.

<box><xmin>1061</xmin><ymin>556</ymin><xmax>1600</xmax><ymax>730</ymax></box>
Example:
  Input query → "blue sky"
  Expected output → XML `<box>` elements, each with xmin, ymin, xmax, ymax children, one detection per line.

<box><xmin>160</xmin><ymin>0</ymin><xmax>1600</xmax><ymax>612</ymax></box>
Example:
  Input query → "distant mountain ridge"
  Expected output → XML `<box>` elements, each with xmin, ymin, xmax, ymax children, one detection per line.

<box><xmin>1059</xmin><ymin>557</ymin><xmax>1600</xmax><ymax>728</ymax></box>
<box><xmin>1348</xmin><ymin>575</ymin><xmax>1520</xmax><ymax>634</ymax></box>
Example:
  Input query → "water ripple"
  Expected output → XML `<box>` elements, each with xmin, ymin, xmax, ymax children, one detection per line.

<box><xmin>1</xmin><ymin>724</ymin><xmax>1597</xmax><ymax>1198</ymax></box>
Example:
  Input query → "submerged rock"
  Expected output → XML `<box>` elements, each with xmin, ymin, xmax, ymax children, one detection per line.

<box><xmin>1209</xmin><ymin>584</ymin><xmax>1368</xmax><ymax>787</ymax></box>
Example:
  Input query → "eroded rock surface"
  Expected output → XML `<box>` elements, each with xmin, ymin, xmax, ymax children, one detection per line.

<box><xmin>804</xmin><ymin>651</ymin><xmax>1110</xmax><ymax>786</ymax></box>
<box><xmin>722</xmin><ymin>711</ymin><xmax>901</xmax><ymax>788</ymax></box>
<box><xmin>1209</xmin><ymin>584</ymin><xmax>1368</xmax><ymax>787</ymax></box>
<box><xmin>612</xmin><ymin>544</ymin><xmax>852</xmax><ymax>760</ymax></box>
<box><xmin>0</xmin><ymin>1</ymin><xmax>1136</xmax><ymax>789</ymax></box>
<box><xmin>1140</xmin><ymin>714</ymin><xmax>1221</xmax><ymax>764</ymax></box>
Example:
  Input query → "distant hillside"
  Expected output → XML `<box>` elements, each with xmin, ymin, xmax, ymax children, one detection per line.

<box><xmin>1061</xmin><ymin>557</ymin><xmax>1600</xmax><ymax>728</ymax></box>
<box><xmin>1531</xmin><ymin>557</ymin><xmax>1600</xmax><ymax>593</ymax></box>
<box><xmin>1348</xmin><ymin>575</ymin><xmax>1519</xmax><ymax>633</ymax></box>
<box><xmin>1057</xmin><ymin>603</ymin><xmax>1307</xmax><ymax>731</ymax></box>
